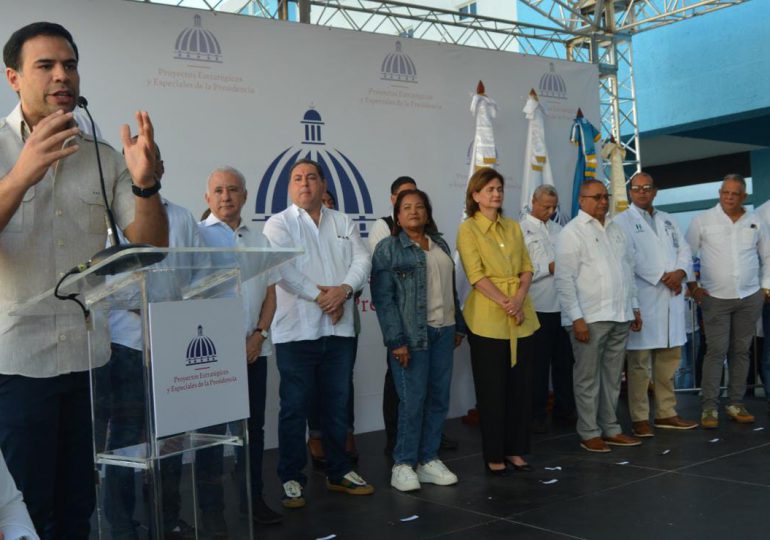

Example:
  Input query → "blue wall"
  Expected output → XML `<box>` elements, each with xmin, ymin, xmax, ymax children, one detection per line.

<box><xmin>517</xmin><ymin>1</ymin><xmax>769</xmax><ymax>136</ymax></box>
<box><xmin>633</xmin><ymin>1</ymin><xmax>770</xmax><ymax>135</ymax></box>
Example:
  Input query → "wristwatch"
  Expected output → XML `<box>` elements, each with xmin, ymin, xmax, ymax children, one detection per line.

<box><xmin>342</xmin><ymin>284</ymin><xmax>354</xmax><ymax>300</ymax></box>
<box><xmin>256</xmin><ymin>328</ymin><xmax>269</xmax><ymax>339</ymax></box>
<box><xmin>131</xmin><ymin>179</ymin><xmax>162</xmax><ymax>198</ymax></box>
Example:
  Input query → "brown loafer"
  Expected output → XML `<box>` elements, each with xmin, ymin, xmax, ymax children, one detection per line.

<box><xmin>654</xmin><ymin>415</ymin><xmax>698</xmax><ymax>430</ymax></box>
<box><xmin>632</xmin><ymin>420</ymin><xmax>654</xmax><ymax>438</ymax></box>
<box><xmin>603</xmin><ymin>433</ymin><xmax>642</xmax><ymax>447</ymax></box>
<box><xmin>580</xmin><ymin>437</ymin><xmax>611</xmax><ymax>453</ymax></box>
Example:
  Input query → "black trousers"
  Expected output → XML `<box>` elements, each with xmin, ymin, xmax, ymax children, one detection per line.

<box><xmin>468</xmin><ymin>331</ymin><xmax>534</xmax><ymax>463</ymax></box>
<box><xmin>0</xmin><ymin>372</ymin><xmax>95</xmax><ymax>540</ymax></box>
<box><xmin>530</xmin><ymin>312</ymin><xmax>576</xmax><ymax>420</ymax></box>
<box><xmin>383</xmin><ymin>354</ymin><xmax>400</xmax><ymax>453</ymax></box>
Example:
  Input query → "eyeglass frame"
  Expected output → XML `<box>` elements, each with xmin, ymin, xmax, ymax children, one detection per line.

<box><xmin>580</xmin><ymin>193</ymin><xmax>612</xmax><ymax>201</ymax></box>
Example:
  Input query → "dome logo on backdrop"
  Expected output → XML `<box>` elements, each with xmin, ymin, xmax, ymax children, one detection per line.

<box><xmin>174</xmin><ymin>14</ymin><xmax>223</xmax><ymax>63</ymax></box>
<box><xmin>253</xmin><ymin>107</ymin><xmax>376</xmax><ymax>238</ymax></box>
<box><xmin>539</xmin><ymin>63</ymin><xmax>567</xmax><ymax>100</ymax></box>
<box><xmin>185</xmin><ymin>325</ymin><xmax>218</xmax><ymax>367</ymax></box>
<box><xmin>381</xmin><ymin>41</ymin><xmax>418</xmax><ymax>83</ymax></box>
<box><xmin>534</xmin><ymin>62</ymin><xmax>575</xmax><ymax>120</ymax></box>
<box><xmin>360</xmin><ymin>40</ymin><xmax>440</xmax><ymax>111</ymax></box>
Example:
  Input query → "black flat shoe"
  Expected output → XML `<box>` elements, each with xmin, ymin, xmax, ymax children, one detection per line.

<box><xmin>485</xmin><ymin>464</ymin><xmax>510</xmax><ymax>477</ymax></box>
<box><xmin>507</xmin><ymin>462</ymin><xmax>532</xmax><ymax>472</ymax></box>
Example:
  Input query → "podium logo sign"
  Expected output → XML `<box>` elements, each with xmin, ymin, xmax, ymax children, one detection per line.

<box><xmin>149</xmin><ymin>298</ymin><xmax>248</xmax><ymax>438</ymax></box>
<box><xmin>185</xmin><ymin>325</ymin><xmax>218</xmax><ymax>367</ymax></box>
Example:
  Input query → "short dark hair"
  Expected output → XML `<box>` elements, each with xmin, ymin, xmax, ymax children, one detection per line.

<box><xmin>4</xmin><ymin>22</ymin><xmax>79</xmax><ymax>71</ymax></box>
<box><xmin>324</xmin><ymin>190</ymin><xmax>336</xmax><ymax>208</ymax></box>
<box><xmin>390</xmin><ymin>176</ymin><xmax>416</xmax><ymax>195</ymax></box>
<box><xmin>465</xmin><ymin>167</ymin><xmax>504</xmax><ymax>217</ymax></box>
<box><xmin>392</xmin><ymin>189</ymin><xmax>438</xmax><ymax>236</ymax></box>
<box><xmin>289</xmin><ymin>158</ymin><xmax>325</xmax><ymax>181</ymax></box>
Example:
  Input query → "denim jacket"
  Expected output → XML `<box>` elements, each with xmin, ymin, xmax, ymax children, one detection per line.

<box><xmin>371</xmin><ymin>230</ymin><xmax>467</xmax><ymax>351</ymax></box>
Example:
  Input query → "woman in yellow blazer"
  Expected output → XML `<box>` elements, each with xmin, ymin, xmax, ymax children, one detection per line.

<box><xmin>457</xmin><ymin>167</ymin><xmax>540</xmax><ymax>475</ymax></box>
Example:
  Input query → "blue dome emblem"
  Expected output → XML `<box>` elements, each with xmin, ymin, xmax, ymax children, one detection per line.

<box><xmin>185</xmin><ymin>325</ymin><xmax>218</xmax><ymax>366</ymax></box>
<box><xmin>174</xmin><ymin>15</ymin><xmax>223</xmax><ymax>63</ymax></box>
<box><xmin>254</xmin><ymin>108</ymin><xmax>376</xmax><ymax>238</ymax></box>
<box><xmin>539</xmin><ymin>63</ymin><xmax>567</xmax><ymax>100</ymax></box>
<box><xmin>381</xmin><ymin>41</ymin><xmax>417</xmax><ymax>83</ymax></box>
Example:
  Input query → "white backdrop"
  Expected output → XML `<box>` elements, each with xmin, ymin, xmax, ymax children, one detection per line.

<box><xmin>0</xmin><ymin>0</ymin><xmax>600</xmax><ymax>448</ymax></box>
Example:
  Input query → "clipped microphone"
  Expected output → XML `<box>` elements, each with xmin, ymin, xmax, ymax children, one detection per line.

<box><xmin>77</xmin><ymin>96</ymin><xmax>165</xmax><ymax>275</ymax></box>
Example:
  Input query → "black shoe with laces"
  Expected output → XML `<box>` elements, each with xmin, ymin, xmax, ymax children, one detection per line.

<box><xmin>164</xmin><ymin>518</ymin><xmax>196</xmax><ymax>540</ymax></box>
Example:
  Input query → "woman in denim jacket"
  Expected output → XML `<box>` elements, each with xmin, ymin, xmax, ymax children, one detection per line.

<box><xmin>371</xmin><ymin>189</ymin><xmax>467</xmax><ymax>492</ymax></box>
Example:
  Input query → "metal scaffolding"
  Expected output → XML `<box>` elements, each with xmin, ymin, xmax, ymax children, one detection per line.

<box><xmin>136</xmin><ymin>0</ymin><xmax>750</xmax><ymax>173</ymax></box>
<box><xmin>518</xmin><ymin>0</ymin><xmax>749</xmax><ymax>173</ymax></box>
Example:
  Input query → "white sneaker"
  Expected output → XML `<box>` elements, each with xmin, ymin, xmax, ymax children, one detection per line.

<box><xmin>281</xmin><ymin>480</ymin><xmax>305</xmax><ymax>508</ymax></box>
<box><xmin>416</xmin><ymin>459</ymin><xmax>458</xmax><ymax>486</ymax></box>
<box><xmin>390</xmin><ymin>464</ymin><xmax>420</xmax><ymax>491</ymax></box>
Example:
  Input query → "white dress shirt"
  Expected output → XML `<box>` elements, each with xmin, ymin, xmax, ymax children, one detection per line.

<box><xmin>615</xmin><ymin>205</ymin><xmax>693</xmax><ymax>349</ymax></box>
<box><xmin>263</xmin><ymin>204</ymin><xmax>371</xmax><ymax>343</ymax></box>
<box><xmin>109</xmin><ymin>199</ymin><xmax>204</xmax><ymax>351</ymax></box>
<box><xmin>368</xmin><ymin>217</ymin><xmax>392</xmax><ymax>254</ymax></box>
<box><xmin>686</xmin><ymin>204</ymin><xmax>770</xmax><ymax>300</ymax></box>
<box><xmin>519</xmin><ymin>213</ymin><xmax>561</xmax><ymax>313</ymax></box>
<box><xmin>555</xmin><ymin>210</ymin><xmax>638</xmax><ymax>326</ymax></box>
<box><xmin>199</xmin><ymin>214</ymin><xmax>277</xmax><ymax>357</ymax></box>
<box><xmin>0</xmin><ymin>450</ymin><xmax>39</xmax><ymax>540</ymax></box>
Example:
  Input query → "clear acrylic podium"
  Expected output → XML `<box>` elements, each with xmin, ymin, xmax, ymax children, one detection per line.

<box><xmin>10</xmin><ymin>246</ymin><xmax>300</xmax><ymax>539</ymax></box>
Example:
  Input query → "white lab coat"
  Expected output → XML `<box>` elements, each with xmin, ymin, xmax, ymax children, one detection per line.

<box><xmin>615</xmin><ymin>205</ymin><xmax>693</xmax><ymax>350</ymax></box>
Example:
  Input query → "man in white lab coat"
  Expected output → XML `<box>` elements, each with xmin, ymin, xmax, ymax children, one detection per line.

<box><xmin>615</xmin><ymin>172</ymin><xmax>698</xmax><ymax>437</ymax></box>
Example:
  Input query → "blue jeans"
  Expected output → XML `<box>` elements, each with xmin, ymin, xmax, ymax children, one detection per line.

<box><xmin>390</xmin><ymin>325</ymin><xmax>455</xmax><ymax>466</ymax></box>
<box><xmin>307</xmin><ymin>337</ymin><xmax>356</xmax><ymax>436</ymax></box>
<box><xmin>276</xmin><ymin>337</ymin><xmax>355</xmax><ymax>484</ymax></box>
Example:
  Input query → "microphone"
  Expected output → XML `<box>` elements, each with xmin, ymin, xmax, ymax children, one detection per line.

<box><xmin>77</xmin><ymin>96</ymin><xmax>166</xmax><ymax>275</ymax></box>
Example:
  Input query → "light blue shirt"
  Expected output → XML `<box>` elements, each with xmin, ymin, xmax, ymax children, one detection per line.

<box><xmin>198</xmin><ymin>214</ymin><xmax>277</xmax><ymax>356</ymax></box>
<box><xmin>108</xmin><ymin>199</ymin><xmax>205</xmax><ymax>351</ymax></box>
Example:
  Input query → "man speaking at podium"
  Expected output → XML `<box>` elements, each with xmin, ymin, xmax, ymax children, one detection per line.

<box><xmin>0</xmin><ymin>22</ymin><xmax>167</xmax><ymax>538</ymax></box>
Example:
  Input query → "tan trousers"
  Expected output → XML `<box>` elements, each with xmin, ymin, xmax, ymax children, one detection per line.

<box><xmin>626</xmin><ymin>346</ymin><xmax>681</xmax><ymax>422</ymax></box>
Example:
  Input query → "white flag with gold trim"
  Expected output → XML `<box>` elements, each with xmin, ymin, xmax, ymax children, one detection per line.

<box><xmin>520</xmin><ymin>93</ymin><xmax>555</xmax><ymax>218</ymax></box>
<box><xmin>456</xmin><ymin>82</ymin><xmax>498</xmax><ymax>305</ymax></box>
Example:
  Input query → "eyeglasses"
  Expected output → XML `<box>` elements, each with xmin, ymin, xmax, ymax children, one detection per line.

<box><xmin>580</xmin><ymin>194</ymin><xmax>611</xmax><ymax>201</ymax></box>
<box><xmin>629</xmin><ymin>185</ymin><xmax>655</xmax><ymax>193</ymax></box>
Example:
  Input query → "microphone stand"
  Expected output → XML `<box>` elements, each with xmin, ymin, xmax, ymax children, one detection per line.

<box><xmin>77</xmin><ymin>96</ymin><xmax>165</xmax><ymax>275</ymax></box>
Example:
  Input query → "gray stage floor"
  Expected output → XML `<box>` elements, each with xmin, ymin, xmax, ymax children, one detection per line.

<box><xmin>94</xmin><ymin>393</ymin><xmax>770</xmax><ymax>539</ymax></box>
